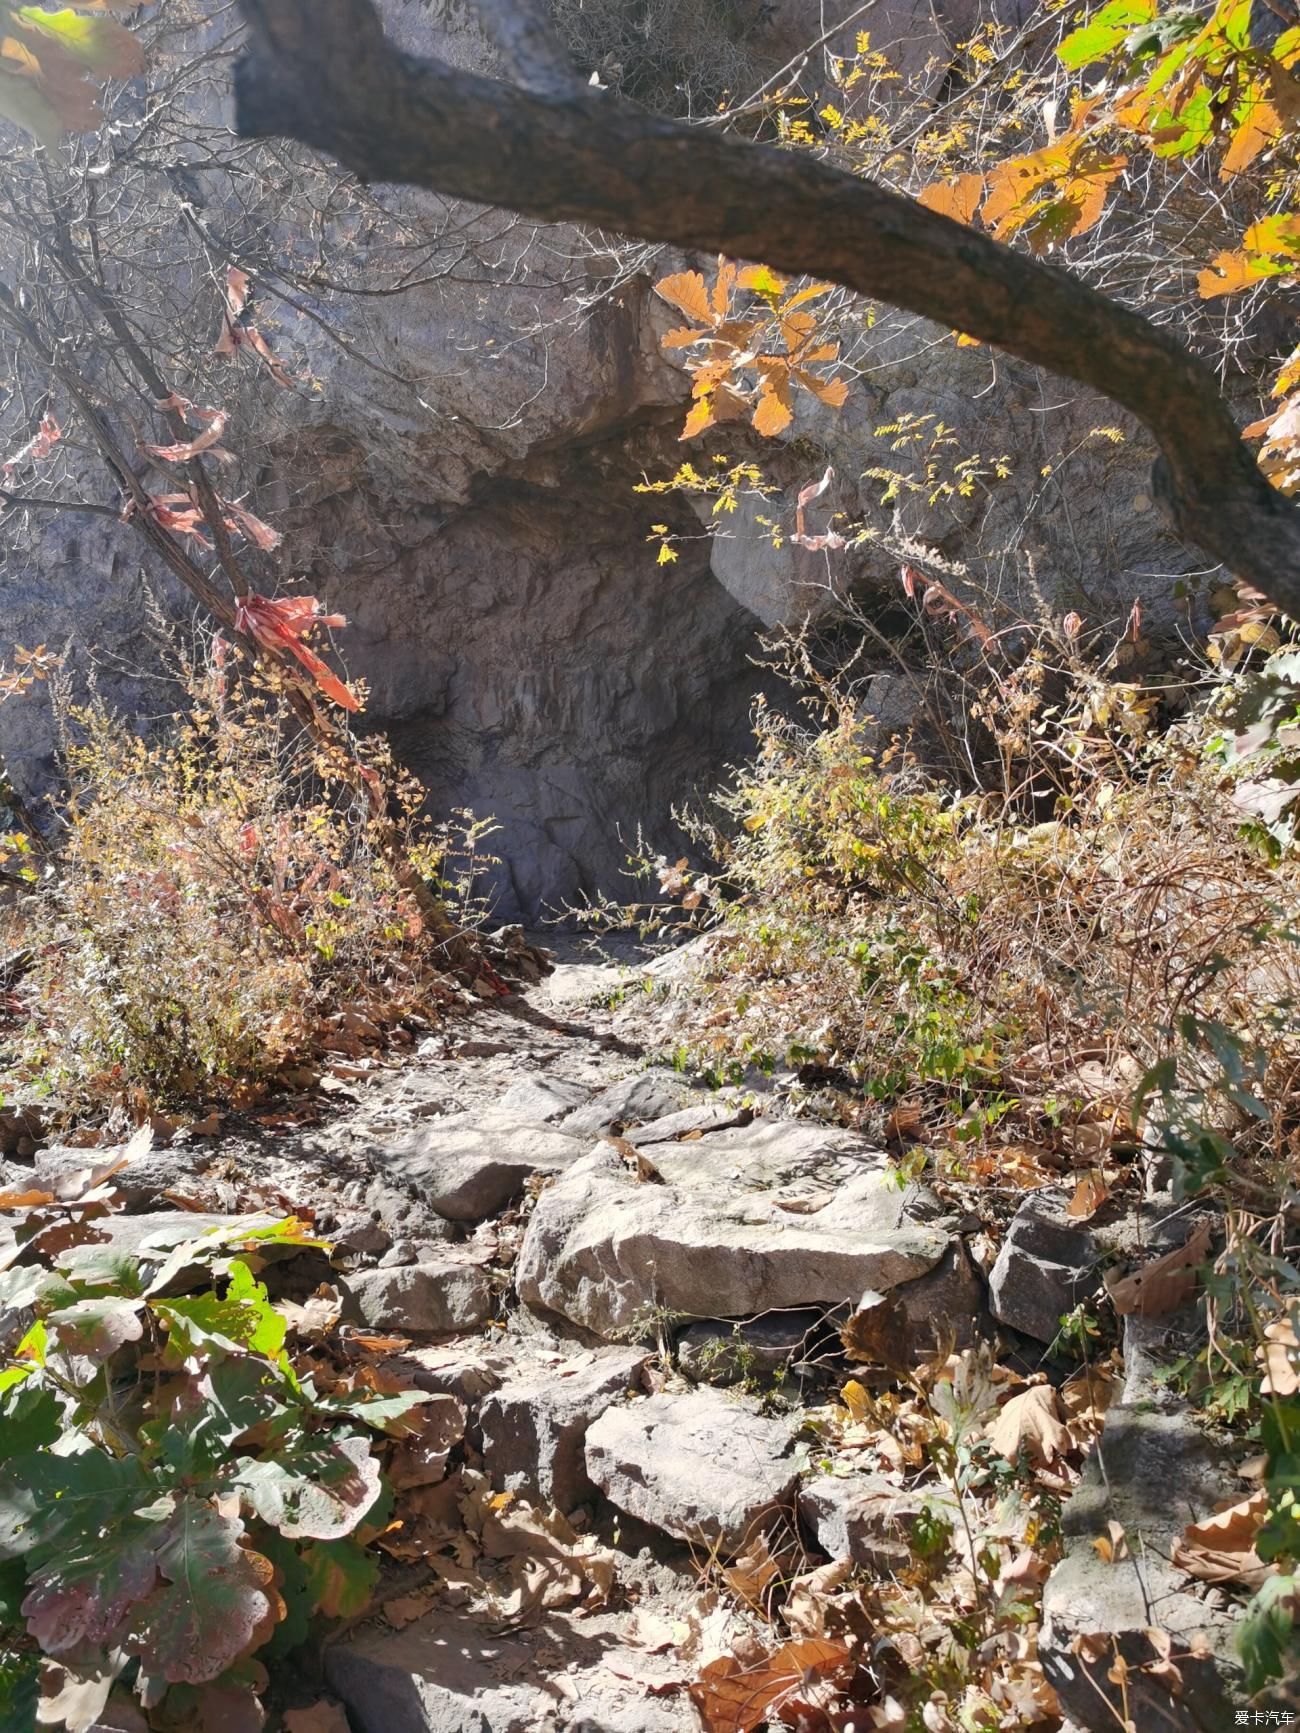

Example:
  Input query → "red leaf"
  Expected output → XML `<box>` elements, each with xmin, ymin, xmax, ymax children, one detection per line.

<box><xmin>3</xmin><ymin>410</ymin><xmax>62</xmax><ymax>476</ymax></box>
<box><xmin>235</xmin><ymin>592</ymin><xmax>360</xmax><ymax>711</ymax></box>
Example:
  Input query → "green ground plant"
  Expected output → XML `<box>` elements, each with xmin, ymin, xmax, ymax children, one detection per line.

<box><xmin>0</xmin><ymin>1209</ymin><xmax>425</xmax><ymax>1730</ymax></box>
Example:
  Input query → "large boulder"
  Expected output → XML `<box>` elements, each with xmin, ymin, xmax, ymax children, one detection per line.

<box><xmin>585</xmin><ymin>1389</ymin><xmax>800</xmax><ymax>1549</ymax></box>
<box><xmin>326</xmin><ymin>1605</ymin><xmax>697</xmax><ymax>1733</ymax></box>
<box><xmin>515</xmin><ymin>1121</ymin><xmax>952</xmax><ymax>1339</ymax></box>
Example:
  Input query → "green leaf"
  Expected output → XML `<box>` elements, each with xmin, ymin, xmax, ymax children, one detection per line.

<box><xmin>155</xmin><ymin>1260</ymin><xmax>286</xmax><ymax>1365</ymax></box>
<box><xmin>141</xmin><ymin>1216</ymin><xmax>322</xmax><ymax>1298</ymax></box>
<box><xmin>228</xmin><ymin>1432</ymin><xmax>380</xmax><ymax>1541</ymax></box>
<box><xmin>202</xmin><ymin>1356</ymin><xmax>299</xmax><ymax>1447</ymax></box>
<box><xmin>0</xmin><ymin>1649</ymin><xmax>40</xmax><ymax>1733</ymax></box>
<box><xmin>0</xmin><ymin>1448</ymin><xmax>149</xmax><ymax>1560</ymax></box>
<box><xmin>309</xmin><ymin>1386</ymin><xmax>429</xmax><ymax>1434</ymax></box>
<box><xmin>0</xmin><ymin>1263</ymin><xmax>76</xmax><ymax>1313</ymax></box>
<box><xmin>1238</xmin><ymin>1570</ymin><xmax>1298</xmax><ymax>1691</ymax></box>
<box><xmin>1058</xmin><ymin>0</ymin><xmax>1156</xmax><ymax>69</ymax></box>
<box><xmin>135</xmin><ymin>1501</ymin><xmax>275</xmax><ymax>1685</ymax></box>
<box><xmin>0</xmin><ymin>1385</ymin><xmax>61</xmax><ymax>1456</ymax></box>
<box><xmin>0</xmin><ymin>1558</ymin><xmax>27</xmax><ymax>1623</ymax></box>
<box><xmin>256</xmin><ymin>1530</ymin><xmax>313</xmax><ymax>1659</ymax></box>
<box><xmin>302</xmin><ymin>1534</ymin><xmax>379</xmax><ymax>1619</ymax></box>
<box><xmin>54</xmin><ymin>1244</ymin><xmax>144</xmax><ymax>1294</ymax></box>
<box><xmin>20</xmin><ymin>1519</ymin><xmax>160</xmax><ymax>1653</ymax></box>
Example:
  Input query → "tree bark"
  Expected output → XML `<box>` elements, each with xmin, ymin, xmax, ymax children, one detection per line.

<box><xmin>233</xmin><ymin>0</ymin><xmax>1300</xmax><ymax>615</ymax></box>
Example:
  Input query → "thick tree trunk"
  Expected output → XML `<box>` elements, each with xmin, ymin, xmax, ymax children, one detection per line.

<box><xmin>233</xmin><ymin>0</ymin><xmax>1300</xmax><ymax>614</ymax></box>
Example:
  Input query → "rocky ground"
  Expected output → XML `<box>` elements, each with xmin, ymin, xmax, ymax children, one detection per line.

<box><xmin>0</xmin><ymin>946</ymin><xmax>1258</xmax><ymax>1732</ymax></box>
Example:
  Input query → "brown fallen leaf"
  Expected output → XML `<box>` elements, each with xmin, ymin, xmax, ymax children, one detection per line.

<box><xmin>1104</xmin><ymin>1219</ymin><xmax>1212</xmax><ymax>1317</ymax></box>
<box><xmin>1173</xmin><ymin>1491</ymin><xmax>1273</xmax><ymax>1589</ymax></box>
<box><xmin>1260</xmin><ymin>1316</ymin><xmax>1299</xmax><ymax>1396</ymax></box>
<box><xmin>382</xmin><ymin>1592</ymin><xmax>434</xmax><ymax>1629</ymax></box>
<box><xmin>690</xmin><ymin>1637</ymin><xmax>853</xmax><ymax>1733</ymax></box>
<box><xmin>783</xmin><ymin>1559</ymin><xmax>855</xmax><ymax>1639</ymax></box>
<box><xmin>840</xmin><ymin>1289</ymin><xmax>912</xmax><ymax>1368</ymax></box>
<box><xmin>722</xmin><ymin>1533</ymin><xmax>782</xmax><ymax>1614</ymax></box>
<box><xmin>1066</xmin><ymin>1169</ymin><xmax>1110</xmax><ymax>1220</ymax></box>
<box><xmin>988</xmin><ymin>1384</ymin><xmax>1069</xmax><ymax>1465</ymax></box>
<box><xmin>1092</xmin><ymin>1519</ymin><xmax>1130</xmax><ymax>1563</ymax></box>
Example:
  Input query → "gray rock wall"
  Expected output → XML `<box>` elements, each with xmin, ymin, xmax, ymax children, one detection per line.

<box><xmin>0</xmin><ymin>1</ymin><xmax>1227</xmax><ymax>919</ymax></box>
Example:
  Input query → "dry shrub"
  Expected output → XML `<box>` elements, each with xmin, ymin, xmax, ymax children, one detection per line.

<box><xmin>3</xmin><ymin>644</ymin><xmax>494</xmax><ymax>1116</ymax></box>
<box><xmin>655</xmin><ymin>625</ymin><xmax>1300</xmax><ymax>1201</ymax></box>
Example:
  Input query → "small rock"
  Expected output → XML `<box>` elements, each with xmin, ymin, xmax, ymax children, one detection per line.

<box><xmin>378</xmin><ymin>1241</ymin><xmax>419</xmax><ymax>1267</ymax></box>
<box><xmin>399</xmin><ymin>1339</ymin><xmax>512</xmax><ymax>1403</ymax></box>
<box><xmin>327</xmin><ymin>1607</ymin><xmax>696</xmax><ymax>1733</ymax></box>
<box><xmin>495</xmin><ymin>1075</ymin><xmax>592</xmax><ymax>1123</ymax></box>
<box><xmin>344</xmin><ymin>1257</ymin><xmax>494</xmax><ymax>1334</ymax></box>
<box><xmin>987</xmin><ymin>1189</ymin><xmax>1099</xmax><ymax>1343</ymax></box>
<box><xmin>480</xmin><ymin>1347</ymin><xmax>648</xmax><ymax>1510</ymax></box>
<box><xmin>677</xmin><ymin>1310</ymin><xmax>823</xmax><ymax>1385</ymax></box>
<box><xmin>372</xmin><ymin>1112</ymin><xmax>587</xmax><ymax>1223</ymax></box>
<box><xmin>799</xmin><ymin>1473</ymin><xmax>958</xmax><ymax>1571</ymax></box>
<box><xmin>585</xmin><ymin>1388</ymin><xmax>799</xmax><ymax>1550</ymax></box>
<box><xmin>558</xmin><ymin>1071</ymin><xmax>698</xmax><ymax>1137</ymax></box>
<box><xmin>891</xmin><ymin>1241</ymin><xmax>990</xmax><ymax>1352</ymax></box>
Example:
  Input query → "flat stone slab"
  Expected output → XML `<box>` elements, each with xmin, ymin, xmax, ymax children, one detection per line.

<box><xmin>374</xmin><ymin>1112</ymin><xmax>589</xmax><ymax>1223</ymax></box>
<box><xmin>480</xmin><ymin>1346</ymin><xmax>649</xmax><ymax>1511</ymax></box>
<box><xmin>516</xmin><ymin>1121</ymin><xmax>949</xmax><ymax>1339</ymax></box>
<box><xmin>557</xmin><ymin>1072</ymin><xmax>699</xmax><ymax>1138</ymax></box>
<box><xmin>326</xmin><ymin>1606</ymin><xmax>697</xmax><ymax>1733</ymax></box>
<box><xmin>585</xmin><ymin>1389</ymin><xmax>800</xmax><ymax>1550</ymax></box>
<box><xmin>344</xmin><ymin>1256</ymin><xmax>495</xmax><ymax>1334</ymax></box>
<box><xmin>1039</xmin><ymin>1405</ymin><xmax>1244</xmax><ymax>1731</ymax></box>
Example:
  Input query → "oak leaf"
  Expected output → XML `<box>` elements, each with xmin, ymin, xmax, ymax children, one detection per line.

<box><xmin>1104</xmin><ymin>1220</ymin><xmax>1212</xmax><ymax>1317</ymax></box>
<box><xmin>988</xmin><ymin>1384</ymin><xmax>1068</xmax><ymax>1464</ymax></box>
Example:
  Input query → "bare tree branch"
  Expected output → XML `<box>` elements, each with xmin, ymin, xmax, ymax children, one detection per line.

<box><xmin>233</xmin><ymin>0</ymin><xmax>1300</xmax><ymax>615</ymax></box>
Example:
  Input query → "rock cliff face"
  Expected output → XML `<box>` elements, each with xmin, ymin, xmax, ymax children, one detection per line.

<box><xmin>0</xmin><ymin>0</ymin><xmax>1216</xmax><ymax>919</ymax></box>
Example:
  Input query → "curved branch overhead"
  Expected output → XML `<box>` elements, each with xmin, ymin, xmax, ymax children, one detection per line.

<box><xmin>234</xmin><ymin>0</ymin><xmax>1300</xmax><ymax>615</ymax></box>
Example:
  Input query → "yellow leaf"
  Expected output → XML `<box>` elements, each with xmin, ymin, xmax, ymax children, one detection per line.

<box><xmin>795</xmin><ymin>369</ymin><xmax>848</xmax><ymax>408</ymax></box>
<box><xmin>917</xmin><ymin>172</ymin><xmax>986</xmax><ymax>227</ymax></box>
<box><xmin>840</xmin><ymin>1378</ymin><xmax>870</xmax><ymax>1422</ymax></box>
<box><xmin>752</xmin><ymin>379</ymin><xmax>793</xmax><ymax>437</ymax></box>
<box><xmin>660</xmin><ymin>326</ymin><xmax>707</xmax><ymax>350</ymax></box>
<box><xmin>738</xmin><ymin>264</ymin><xmax>787</xmax><ymax>298</ymax></box>
<box><xmin>654</xmin><ymin>270</ymin><xmax>715</xmax><ymax>327</ymax></box>
<box><xmin>1198</xmin><ymin>248</ymin><xmax>1272</xmax><ymax>299</ymax></box>
<box><xmin>680</xmin><ymin>396</ymin><xmax>716</xmax><ymax>440</ymax></box>
<box><xmin>1221</xmin><ymin>92</ymin><xmax>1282</xmax><ymax>177</ymax></box>
<box><xmin>655</xmin><ymin>541</ymin><xmax>678</xmax><ymax>565</ymax></box>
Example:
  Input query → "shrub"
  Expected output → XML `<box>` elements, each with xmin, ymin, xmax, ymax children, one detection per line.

<box><xmin>642</xmin><ymin>618</ymin><xmax>1300</xmax><ymax>1201</ymax></box>
<box><xmin>2</xmin><ymin>643</ymin><xmax>495</xmax><ymax>1119</ymax></box>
